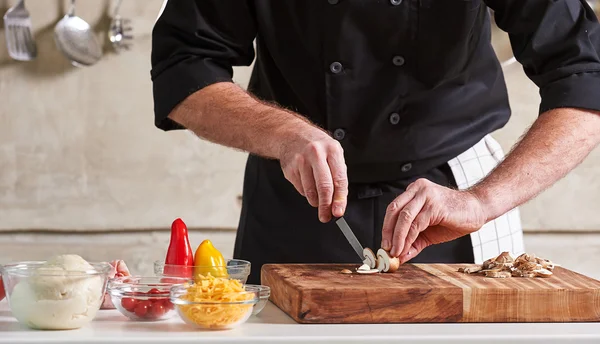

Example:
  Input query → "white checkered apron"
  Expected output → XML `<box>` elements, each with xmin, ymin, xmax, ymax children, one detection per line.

<box><xmin>448</xmin><ymin>134</ymin><xmax>526</xmax><ymax>263</ymax></box>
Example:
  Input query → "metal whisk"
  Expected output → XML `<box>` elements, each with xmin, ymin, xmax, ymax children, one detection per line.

<box><xmin>108</xmin><ymin>0</ymin><xmax>133</xmax><ymax>52</ymax></box>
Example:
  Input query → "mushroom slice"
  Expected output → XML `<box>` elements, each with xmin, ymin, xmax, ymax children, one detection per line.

<box><xmin>537</xmin><ymin>259</ymin><xmax>557</xmax><ymax>271</ymax></box>
<box><xmin>518</xmin><ymin>262</ymin><xmax>539</xmax><ymax>272</ymax></box>
<box><xmin>458</xmin><ymin>266</ymin><xmax>483</xmax><ymax>274</ymax></box>
<box><xmin>495</xmin><ymin>251</ymin><xmax>514</xmax><ymax>264</ymax></box>
<box><xmin>376</xmin><ymin>248</ymin><xmax>400</xmax><ymax>273</ymax></box>
<box><xmin>363</xmin><ymin>248</ymin><xmax>377</xmax><ymax>269</ymax></box>
<box><xmin>484</xmin><ymin>270</ymin><xmax>511</xmax><ymax>278</ymax></box>
<box><xmin>515</xmin><ymin>253</ymin><xmax>537</xmax><ymax>265</ymax></box>
<box><xmin>357</xmin><ymin>263</ymin><xmax>371</xmax><ymax>272</ymax></box>
<box><xmin>511</xmin><ymin>269</ymin><xmax>524</xmax><ymax>277</ymax></box>
<box><xmin>534</xmin><ymin>269</ymin><xmax>553</xmax><ymax>278</ymax></box>
<box><xmin>356</xmin><ymin>269</ymin><xmax>380</xmax><ymax>274</ymax></box>
<box><xmin>482</xmin><ymin>258</ymin><xmax>496</xmax><ymax>270</ymax></box>
<box><xmin>494</xmin><ymin>262</ymin><xmax>514</xmax><ymax>271</ymax></box>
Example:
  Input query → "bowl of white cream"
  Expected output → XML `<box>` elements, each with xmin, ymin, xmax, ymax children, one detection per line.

<box><xmin>1</xmin><ymin>255</ymin><xmax>112</xmax><ymax>330</ymax></box>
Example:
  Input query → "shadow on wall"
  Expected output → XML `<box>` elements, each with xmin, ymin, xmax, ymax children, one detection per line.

<box><xmin>0</xmin><ymin>0</ymin><xmax>117</xmax><ymax>78</ymax></box>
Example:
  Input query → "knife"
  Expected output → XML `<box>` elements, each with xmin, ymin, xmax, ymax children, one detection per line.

<box><xmin>335</xmin><ymin>217</ymin><xmax>365</xmax><ymax>262</ymax></box>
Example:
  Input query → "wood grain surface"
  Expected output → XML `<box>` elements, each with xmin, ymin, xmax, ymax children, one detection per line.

<box><xmin>261</xmin><ymin>263</ymin><xmax>600</xmax><ymax>323</ymax></box>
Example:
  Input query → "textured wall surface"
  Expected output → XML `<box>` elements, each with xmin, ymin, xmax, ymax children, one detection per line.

<box><xmin>0</xmin><ymin>0</ymin><xmax>599</xmax><ymax>232</ymax></box>
<box><xmin>0</xmin><ymin>0</ymin><xmax>250</xmax><ymax>231</ymax></box>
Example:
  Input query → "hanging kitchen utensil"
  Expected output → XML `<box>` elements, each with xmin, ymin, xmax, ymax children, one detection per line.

<box><xmin>3</xmin><ymin>0</ymin><xmax>37</xmax><ymax>61</ymax></box>
<box><xmin>54</xmin><ymin>0</ymin><xmax>102</xmax><ymax>67</ymax></box>
<box><xmin>108</xmin><ymin>0</ymin><xmax>133</xmax><ymax>52</ymax></box>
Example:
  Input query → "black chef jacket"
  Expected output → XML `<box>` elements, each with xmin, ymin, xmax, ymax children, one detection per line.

<box><xmin>151</xmin><ymin>0</ymin><xmax>600</xmax><ymax>184</ymax></box>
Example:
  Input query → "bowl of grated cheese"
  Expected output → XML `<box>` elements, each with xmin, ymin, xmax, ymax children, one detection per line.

<box><xmin>170</xmin><ymin>274</ymin><xmax>258</xmax><ymax>330</ymax></box>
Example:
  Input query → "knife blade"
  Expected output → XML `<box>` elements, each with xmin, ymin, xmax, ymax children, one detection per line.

<box><xmin>335</xmin><ymin>217</ymin><xmax>365</xmax><ymax>262</ymax></box>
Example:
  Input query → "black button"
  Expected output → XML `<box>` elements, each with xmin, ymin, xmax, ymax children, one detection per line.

<box><xmin>333</xmin><ymin>128</ymin><xmax>346</xmax><ymax>140</ymax></box>
<box><xmin>392</xmin><ymin>56</ymin><xmax>405</xmax><ymax>66</ymax></box>
<box><xmin>389</xmin><ymin>113</ymin><xmax>401</xmax><ymax>125</ymax></box>
<box><xmin>401</xmin><ymin>163</ymin><xmax>412</xmax><ymax>172</ymax></box>
<box><xmin>328</xmin><ymin>0</ymin><xmax>339</xmax><ymax>4</ymax></box>
<box><xmin>330</xmin><ymin>62</ymin><xmax>343</xmax><ymax>73</ymax></box>
<box><xmin>390</xmin><ymin>0</ymin><xmax>402</xmax><ymax>5</ymax></box>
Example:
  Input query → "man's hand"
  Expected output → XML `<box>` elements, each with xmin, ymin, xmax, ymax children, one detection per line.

<box><xmin>167</xmin><ymin>82</ymin><xmax>349</xmax><ymax>223</ymax></box>
<box><xmin>380</xmin><ymin>107</ymin><xmax>600</xmax><ymax>264</ymax></box>
<box><xmin>279</xmin><ymin>130</ymin><xmax>349</xmax><ymax>223</ymax></box>
<box><xmin>381</xmin><ymin>178</ymin><xmax>486</xmax><ymax>263</ymax></box>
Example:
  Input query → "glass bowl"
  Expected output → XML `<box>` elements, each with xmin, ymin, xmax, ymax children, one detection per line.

<box><xmin>107</xmin><ymin>276</ymin><xmax>191</xmax><ymax>321</ymax></box>
<box><xmin>244</xmin><ymin>284</ymin><xmax>270</xmax><ymax>315</ymax></box>
<box><xmin>170</xmin><ymin>283</ymin><xmax>258</xmax><ymax>330</ymax></box>
<box><xmin>153</xmin><ymin>259</ymin><xmax>251</xmax><ymax>284</ymax></box>
<box><xmin>1</xmin><ymin>260</ymin><xmax>112</xmax><ymax>330</ymax></box>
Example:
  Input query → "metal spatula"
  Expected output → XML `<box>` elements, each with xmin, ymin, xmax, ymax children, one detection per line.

<box><xmin>3</xmin><ymin>0</ymin><xmax>37</xmax><ymax>61</ymax></box>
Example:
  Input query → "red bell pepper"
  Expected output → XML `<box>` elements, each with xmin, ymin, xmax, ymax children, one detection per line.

<box><xmin>163</xmin><ymin>218</ymin><xmax>194</xmax><ymax>278</ymax></box>
<box><xmin>0</xmin><ymin>276</ymin><xmax>5</xmax><ymax>302</ymax></box>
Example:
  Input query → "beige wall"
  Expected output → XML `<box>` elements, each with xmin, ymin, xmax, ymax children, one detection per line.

<box><xmin>0</xmin><ymin>0</ymin><xmax>599</xmax><ymax>233</ymax></box>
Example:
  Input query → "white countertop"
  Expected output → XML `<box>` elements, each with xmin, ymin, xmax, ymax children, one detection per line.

<box><xmin>1</xmin><ymin>300</ymin><xmax>600</xmax><ymax>344</ymax></box>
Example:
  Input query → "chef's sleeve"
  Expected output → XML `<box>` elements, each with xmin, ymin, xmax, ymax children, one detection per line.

<box><xmin>150</xmin><ymin>0</ymin><xmax>257</xmax><ymax>131</ymax></box>
<box><xmin>484</xmin><ymin>0</ymin><xmax>600</xmax><ymax>115</ymax></box>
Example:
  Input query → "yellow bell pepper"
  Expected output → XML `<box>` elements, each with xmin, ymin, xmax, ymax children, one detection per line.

<box><xmin>193</xmin><ymin>239</ymin><xmax>229</xmax><ymax>280</ymax></box>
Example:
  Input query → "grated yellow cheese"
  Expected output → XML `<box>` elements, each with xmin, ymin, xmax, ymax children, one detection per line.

<box><xmin>178</xmin><ymin>274</ymin><xmax>254</xmax><ymax>328</ymax></box>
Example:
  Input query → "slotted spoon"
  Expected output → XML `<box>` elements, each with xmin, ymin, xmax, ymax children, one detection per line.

<box><xmin>3</xmin><ymin>0</ymin><xmax>37</xmax><ymax>61</ymax></box>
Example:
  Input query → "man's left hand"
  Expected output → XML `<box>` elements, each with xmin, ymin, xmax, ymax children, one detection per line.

<box><xmin>380</xmin><ymin>178</ymin><xmax>487</xmax><ymax>263</ymax></box>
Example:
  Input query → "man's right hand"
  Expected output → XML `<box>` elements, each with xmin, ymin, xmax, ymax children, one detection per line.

<box><xmin>279</xmin><ymin>129</ymin><xmax>349</xmax><ymax>223</ymax></box>
<box><xmin>165</xmin><ymin>82</ymin><xmax>348</xmax><ymax>223</ymax></box>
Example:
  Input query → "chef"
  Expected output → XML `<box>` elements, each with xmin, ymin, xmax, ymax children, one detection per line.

<box><xmin>150</xmin><ymin>0</ymin><xmax>600</xmax><ymax>284</ymax></box>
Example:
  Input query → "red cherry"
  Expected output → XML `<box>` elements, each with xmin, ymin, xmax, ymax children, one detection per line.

<box><xmin>121</xmin><ymin>297</ymin><xmax>138</xmax><ymax>312</ymax></box>
<box><xmin>134</xmin><ymin>300</ymin><xmax>151</xmax><ymax>317</ymax></box>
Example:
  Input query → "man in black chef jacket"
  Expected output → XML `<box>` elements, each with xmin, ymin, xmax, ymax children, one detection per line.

<box><xmin>150</xmin><ymin>0</ymin><xmax>600</xmax><ymax>285</ymax></box>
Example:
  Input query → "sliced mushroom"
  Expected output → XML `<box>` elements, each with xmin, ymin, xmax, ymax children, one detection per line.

<box><xmin>482</xmin><ymin>258</ymin><xmax>496</xmax><ymax>270</ymax></box>
<box><xmin>357</xmin><ymin>263</ymin><xmax>371</xmax><ymax>272</ymax></box>
<box><xmin>484</xmin><ymin>270</ymin><xmax>511</xmax><ymax>278</ymax></box>
<box><xmin>515</xmin><ymin>253</ymin><xmax>537</xmax><ymax>265</ymax></box>
<box><xmin>533</xmin><ymin>269</ymin><xmax>553</xmax><ymax>278</ymax></box>
<box><xmin>363</xmin><ymin>248</ymin><xmax>377</xmax><ymax>269</ymax></box>
<box><xmin>458</xmin><ymin>266</ymin><xmax>483</xmax><ymax>274</ymax></box>
<box><xmin>376</xmin><ymin>248</ymin><xmax>400</xmax><ymax>273</ymax></box>
<box><xmin>518</xmin><ymin>261</ymin><xmax>539</xmax><ymax>272</ymax></box>
<box><xmin>495</xmin><ymin>251</ymin><xmax>514</xmax><ymax>264</ymax></box>
<box><xmin>536</xmin><ymin>258</ymin><xmax>557</xmax><ymax>271</ymax></box>
<box><xmin>511</xmin><ymin>269</ymin><xmax>524</xmax><ymax>277</ymax></box>
<box><xmin>356</xmin><ymin>269</ymin><xmax>380</xmax><ymax>274</ymax></box>
<box><xmin>494</xmin><ymin>262</ymin><xmax>514</xmax><ymax>271</ymax></box>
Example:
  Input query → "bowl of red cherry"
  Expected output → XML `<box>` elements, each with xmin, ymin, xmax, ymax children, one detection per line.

<box><xmin>107</xmin><ymin>276</ymin><xmax>191</xmax><ymax>321</ymax></box>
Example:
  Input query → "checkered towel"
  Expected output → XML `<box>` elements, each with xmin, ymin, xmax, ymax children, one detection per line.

<box><xmin>448</xmin><ymin>135</ymin><xmax>525</xmax><ymax>263</ymax></box>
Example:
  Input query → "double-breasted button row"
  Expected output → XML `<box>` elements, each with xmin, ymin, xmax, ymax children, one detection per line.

<box><xmin>329</xmin><ymin>57</ymin><xmax>403</xmax><ymax>74</ymax></box>
<box><xmin>392</xmin><ymin>55</ymin><xmax>405</xmax><ymax>66</ymax></box>
<box><xmin>333</xmin><ymin>128</ymin><xmax>346</xmax><ymax>140</ymax></box>
<box><xmin>330</xmin><ymin>61</ymin><xmax>343</xmax><ymax>73</ymax></box>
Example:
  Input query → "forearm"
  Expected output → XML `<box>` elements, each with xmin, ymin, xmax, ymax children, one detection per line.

<box><xmin>167</xmin><ymin>82</ymin><xmax>324</xmax><ymax>159</ymax></box>
<box><xmin>469</xmin><ymin>108</ymin><xmax>600</xmax><ymax>222</ymax></box>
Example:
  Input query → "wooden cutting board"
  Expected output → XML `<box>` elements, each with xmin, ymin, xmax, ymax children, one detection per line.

<box><xmin>261</xmin><ymin>263</ymin><xmax>600</xmax><ymax>323</ymax></box>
